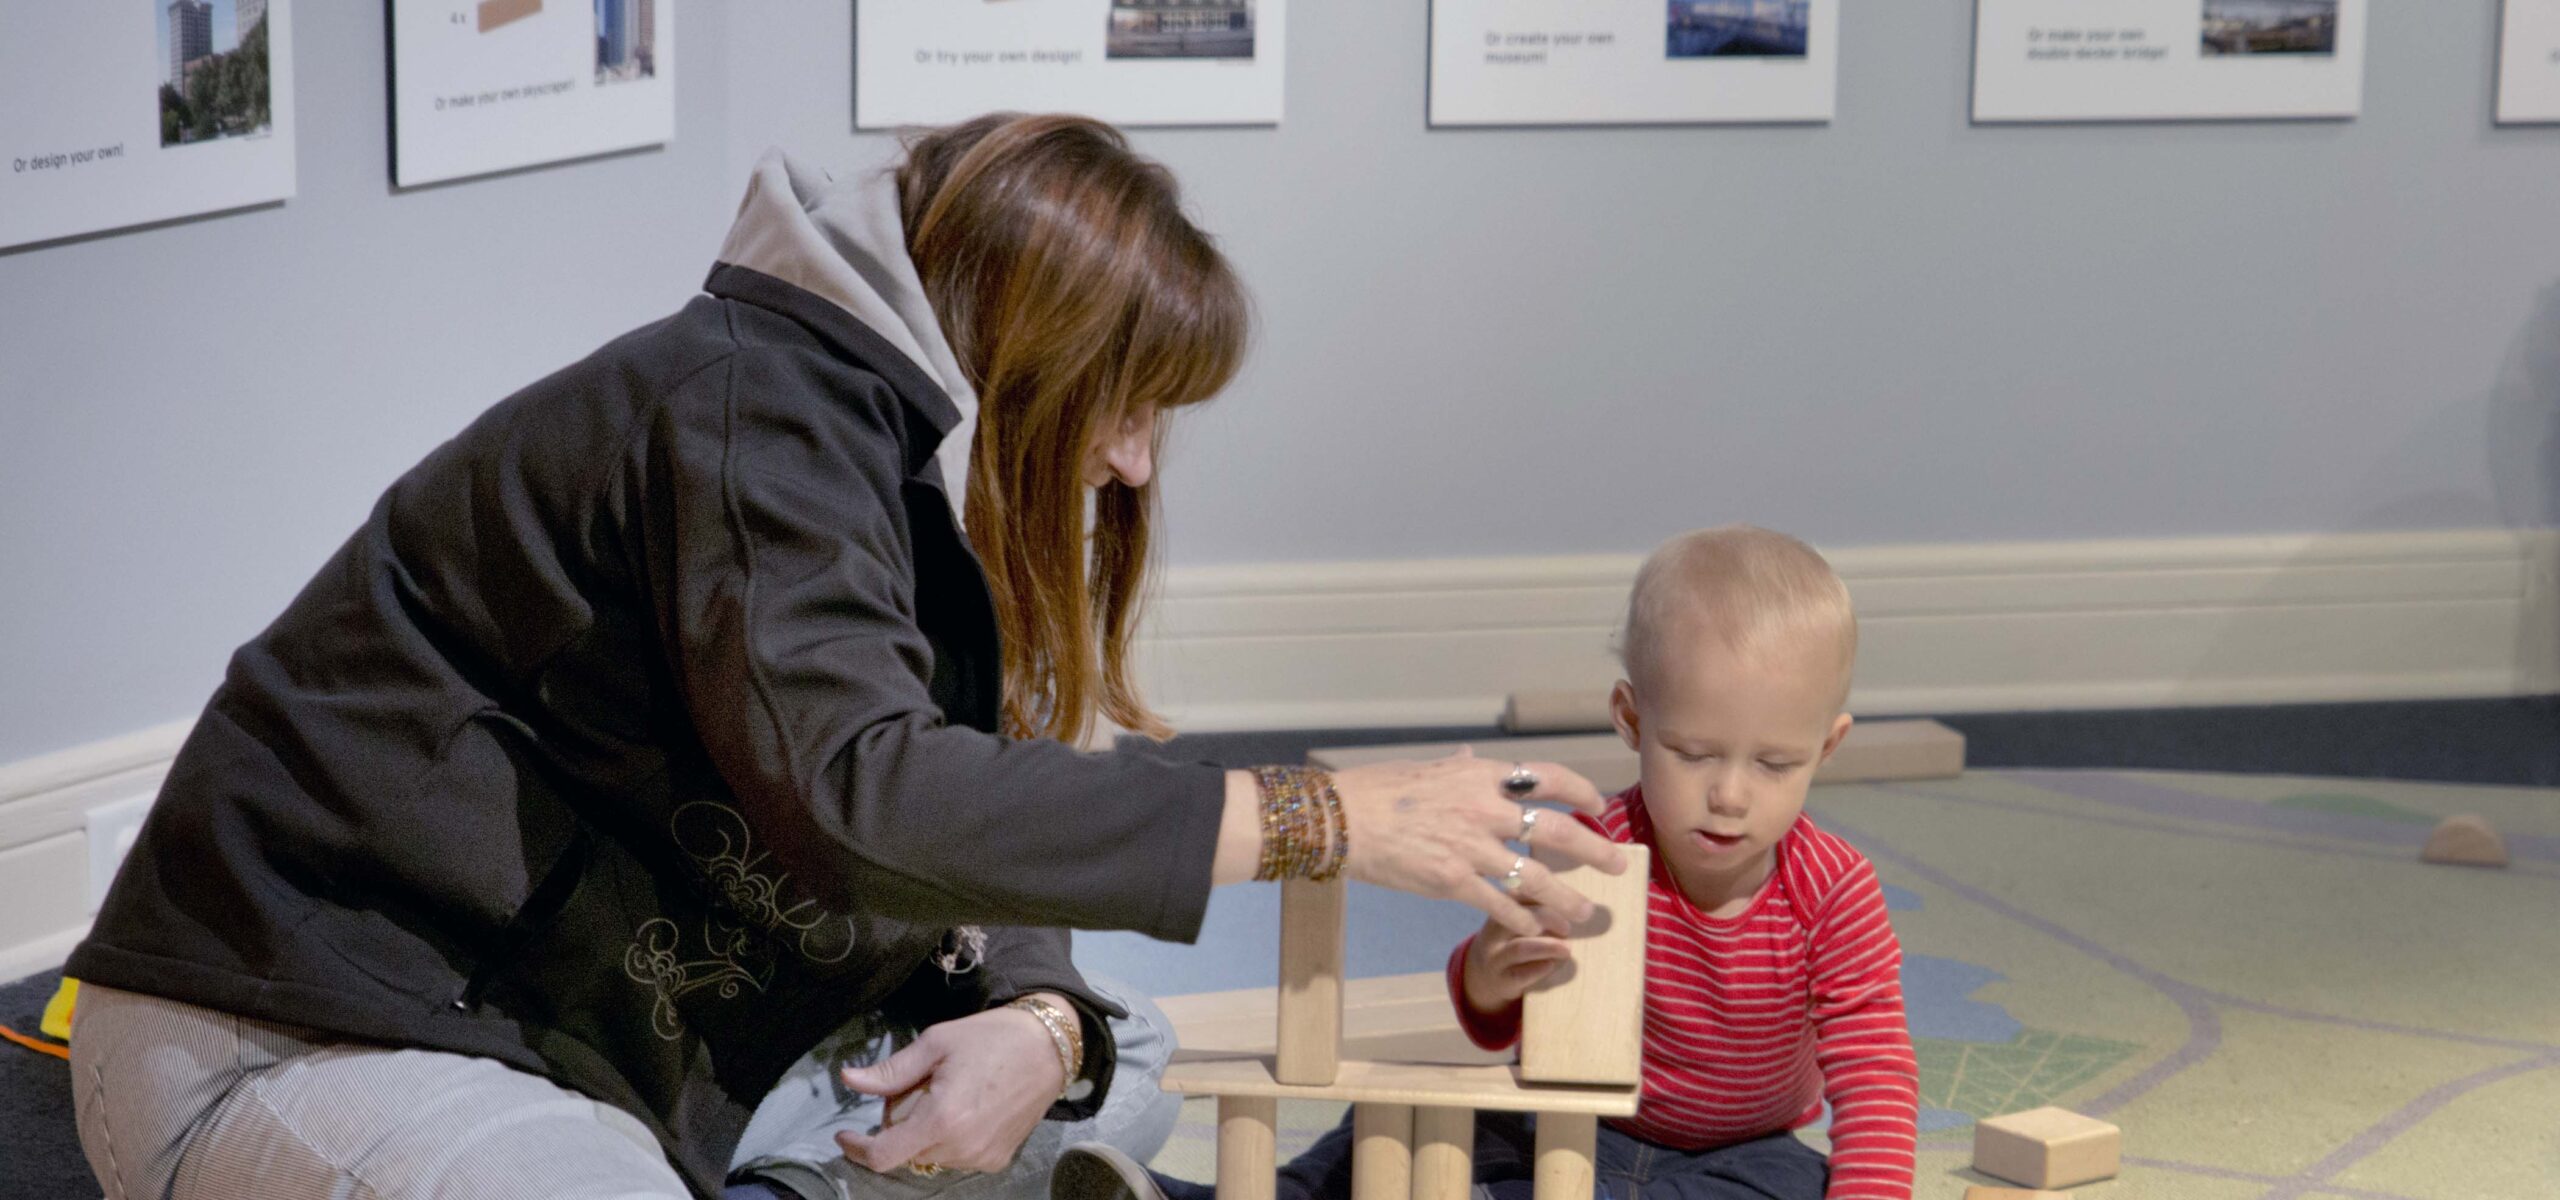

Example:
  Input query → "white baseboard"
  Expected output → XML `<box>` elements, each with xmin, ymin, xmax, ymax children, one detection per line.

<box><xmin>1134</xmin><ymin>528</ymin><xmax>2560</xmax><ymax>731</ymax></box>
<box><xmin>0</xmin><ymin>721</ymin><xmax>186</xmax><ymax>980</ymax></box>
<box><xmin>8</xmin><ymin>528</ymin><xmax>2557</xmax><ymax>972</ymax></box>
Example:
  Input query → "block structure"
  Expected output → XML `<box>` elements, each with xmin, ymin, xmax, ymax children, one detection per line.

<box><xmin>1964</xmin><ymin>1189</ymin><xmax>2067</xmax><ymax>1200</ymax></box>
<box><xmin>1161</xmin><ymin>823</ymin><xmax>1654</xmax><ymax>1200</ymax></box>
<box><xmin>1972</xmin><ymin>1107</ymin><xmax>2120</xmax><ymax>1189</ymax></box>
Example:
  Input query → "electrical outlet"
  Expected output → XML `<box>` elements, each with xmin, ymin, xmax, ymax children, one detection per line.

<box><xmin>85</xmin><ymin>793</ymin><xmax>154</xmax><ymax>914</ymax></box>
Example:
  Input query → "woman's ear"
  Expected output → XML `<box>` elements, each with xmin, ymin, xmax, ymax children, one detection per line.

<box><xmin>1609</xmin><ymin>680</ymin><xmax>1642</xmax><ymax>751</ymax></box>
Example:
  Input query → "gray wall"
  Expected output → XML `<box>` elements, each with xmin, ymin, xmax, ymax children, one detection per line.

<box><xmin>4</xmin><ymin>2</ymin><xmax>2557</xmax><ymax>768</ymax></box>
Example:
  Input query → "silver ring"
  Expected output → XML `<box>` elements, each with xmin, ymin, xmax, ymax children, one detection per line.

<box><xmin>1501</xmin><ymin>764</ymin><xmax>1540</xmax><ymax>799</ymax></box>
<box><xmin>1516</xmin><ymin>807</ymin><xmax>1542</xmax><ymax>845</ymax></box>
<box><xmin>1500</xmin><ymin>853</ymin><xmax>1528</xmax><ymax>894</ymax></box>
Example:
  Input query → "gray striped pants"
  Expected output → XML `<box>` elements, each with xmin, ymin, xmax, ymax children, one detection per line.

<box><xmin>70</xmin><ymin>981</ymin><xmax>1180</xmax><ymax>1200</ymax></box>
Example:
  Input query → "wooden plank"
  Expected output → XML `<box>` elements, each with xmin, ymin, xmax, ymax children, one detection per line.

<box><xmin>1160</xmin><ymin>1056</ymin><xmax>1641</xmax><ymax>1117</ymax></box>
<box><xmin>1217</xmin><ymin>1095</ymin><xmax>1279</xmax><ymax>1200</ymax></box>
<box><xmin>1519</xmin><ymin>844</ymin><xmax>1649</xmax><ymax>1086</ymax></box>
<box><xmin>1411</xmin><ymin>1108</ymin><xmax>1474</xmax><ymax>1200</ymax></box>
<box><xmin>1160</xmin><ymin>972</ymin><xmax>1508</xmax><ymax>1066</ymax></box>
<box><xmin>1277</xmin><ymin>878</ymin><xmax>1346</xmax><ymax>1085</ymax></box>
<box><xmin>1350</xmin><ymin>1104</ymin><xmax>1414</xmax><ymax>1200</ymax></box>
<box><xmin>1501</xmin><ymin>690</ymin><xmax>1613</xmax><ymax>734</ymax></box>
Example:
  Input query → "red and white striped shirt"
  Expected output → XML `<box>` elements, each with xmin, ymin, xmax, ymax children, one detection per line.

<box><xmin>1451</xmin><ymin>789</ymin><xmax>1918</xmax><ymax>1200</ymax></box>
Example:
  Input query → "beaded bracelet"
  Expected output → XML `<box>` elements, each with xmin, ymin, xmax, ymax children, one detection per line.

<box><xmin>1251</xmin><ymin>765</ymin><xmax>1348</xmax><ymax>882</ymax></box>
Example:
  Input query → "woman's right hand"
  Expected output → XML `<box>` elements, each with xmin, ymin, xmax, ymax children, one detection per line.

<box><xmin>1333</xmin><ymin>754</ymin><xmax>1625</xmax><ymax>937</ymax></box>
<box><xmin>1233</xmin><ymin>754</ymin><xmax>1623</xmax><ymax>938</ymax></box>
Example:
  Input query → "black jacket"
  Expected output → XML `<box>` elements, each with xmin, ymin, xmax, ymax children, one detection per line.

<box><xmin>68</xmin><ymin>262</ymin><xmax>1227</xmax><ymax>1197</ymax></box>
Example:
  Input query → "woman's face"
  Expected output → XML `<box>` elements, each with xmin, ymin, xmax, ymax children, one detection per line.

<box><xmin>1082</xmin><ymin>405</ymin><xmax>1157</xmax><ymax>489</ymax></box>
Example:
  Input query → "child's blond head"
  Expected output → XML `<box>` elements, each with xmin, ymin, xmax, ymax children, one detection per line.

<box><xmin>1620</xmin><ymin>526</ymin><xmax>1857</xmax><ymax>711</ymax></box>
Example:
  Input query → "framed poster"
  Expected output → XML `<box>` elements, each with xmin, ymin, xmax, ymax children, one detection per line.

<box><xmin>855</xmin><ymin>1</ymin><xmax>1286</xmax><ymax>129</ymax></box>
<box><xmin>0</xmin><ymin>0</ymin><xmax>296</xmax><ymax>252</ymax></box>
<box><xmin>2500</xmin><ymin>0</ymin><xmax>2560</xmax><ymax>123</ymax></box>
<box><xmin>390</xmin><ymin>0</ymin><xmax>675</xmax><ymax>188</ymax></box>
<box><xmin>1430</xmin><ymin>0</ymin><xmax>1835</xmax><ymax>127</ymax></box>
<box><xmin>1972</xmin><ymin>0</ymin><xmax>2367</xmax><ymax>122</ymax></box>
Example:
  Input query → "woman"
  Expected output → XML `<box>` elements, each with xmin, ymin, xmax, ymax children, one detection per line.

<box><xmin>65</xmin><ymin>114</ymin><xmax>1623</xmax><ymax>1200</ymax></box>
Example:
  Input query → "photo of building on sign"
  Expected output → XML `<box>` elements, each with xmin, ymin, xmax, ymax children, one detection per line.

<box><xmin>1107</xmin><ymin>0</ymin><xmax>1255</xmax><ymax>60</ymax></box>
<box><xmin>2202</xmin><ymin>0</ymin><xmax>2338</xmax><ymax>56</ymax></box>
<box><xmin>1667</xmin><ymin>0</ymin><xmax>1809</xmax><ymax>59</ymax></box>
<box><xmin>596</xmin><ymin>0</ymin><xmax>656</xmax><ymax>83</ymax></box>
<box><xmin>158</xmin><ymin>0</ymin><xmax>273</xmax><ymax>146</ymax></box>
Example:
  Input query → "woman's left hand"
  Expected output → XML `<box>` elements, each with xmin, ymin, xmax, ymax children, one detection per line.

<box><xmin>832</xmin><ymin>1001</ymin><xmax>1072</xmax><ymax>1175</ymax></box>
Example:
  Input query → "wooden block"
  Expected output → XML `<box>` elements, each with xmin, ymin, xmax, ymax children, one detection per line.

<box><xmin>1412</xmin><ymin>1107</ymin><xmax>1475</xmax><ymax>1200</ymax></box>
<box><xmin>1310</xmin><ymin>720</ymin><xmax>1963</xmax><ymax>794</ymax></box>
<box><xmin>1159</xmin><ymin>1056</ymin><xmax>1642</xmax><ymax>1117</ymax></box>
<box><xmin>1217</xmin><ymin>1095</ymin><xmax>1279</xmax><ymax>1200</ymax></box>
<box><xmin>1972</xmin><ymin>1107</ymin><xmax>2120</xmax><ymax>1189</ymax></box>
<box><xmin>1519</xmin><ymin>843</ymin><xmax>1650</xmax><ymax>1087</ymax></box>
<box><xmin>2421</xmin><ymin>814</ymin><xmax>2509</xmax><ymax>868</ymax></box>
<box><xmin>1502</xmin><ymin>690</ymin><xmax>1614</xmax><ymax>734</ymax></box>
<box><xmin>1532</xmin><ymin>1112</ymin><xmax>1598</xmax><ymax>1200</ymax></box>
<box><xmin>1351</xmin><ymin>1104</ymin><xmax>1414</xmax><ymax>1200</ymax></box>
<box><xmin>476</xmin><ymin>0</ymin><xmax>541</xmax><ymax>33</ymax></box>
<box><xmin>1963</xmin><ymin>1189</ymin><xmax>2066</xmax><ymax>1200</ymax></box>
<box><xmin>1816</xmin><ymin>719</ymin><xmax>1966</xmax><ymax>784</ymax></box>
<box><xmin>1277</xmin><ymin>879</ymin><xmax>1346</xmax><ymax>1085</ymax></box>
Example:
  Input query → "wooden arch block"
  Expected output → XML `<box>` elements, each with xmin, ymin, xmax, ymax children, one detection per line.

<box><xmin>2421</xmin><ymin>814</ymin><xmax>2509</xmax><ymax>868</ymax></box>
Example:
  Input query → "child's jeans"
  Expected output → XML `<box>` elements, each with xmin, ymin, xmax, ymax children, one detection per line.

<box><xmin>1159</xmin><ymin>1109</ymin><xmax>1828</xmax><ymax>1200</ymax></box>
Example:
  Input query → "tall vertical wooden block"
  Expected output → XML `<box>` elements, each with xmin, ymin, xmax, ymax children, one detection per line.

<box><xmin>1277</xmin><ymin>877</ymin><xmax>1346</xmax><ymax>1085</ymax></box>
<box><xmin>1520</xmin><ymin>843</ymin><xmax>1651</xmax><ymax>1086</ymax></box>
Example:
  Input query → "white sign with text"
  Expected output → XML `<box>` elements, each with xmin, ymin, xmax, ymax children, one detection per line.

<box><xmin>0</xmin><ymin>0</ymin><xmax>296</xmax><ymax>251</ymax></box>
<box><xmin>1431</xmin><ymin>0</ymin><xmax>1835</xmax><ymax>126</ymax></box>
<box><xmin>2501</xmin><ymin>0</ymin><xmax>2560</xmax><ymax>123</ymax></box>
<box><xmin>1973</xmin><ymin>0</ymin><xmax>2366</xmax><ymax>122</ymax></box>
<box><xmin>390</xmin><ymin>0</ymin><xmax>675</xmax><ymax>187</ymax></box>
<box><xmin>856</xmin><ymin>1</ymin><xmax>1285</xmax><ymax>129</ymax></box>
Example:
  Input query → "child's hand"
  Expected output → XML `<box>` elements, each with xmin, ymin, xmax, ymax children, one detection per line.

<box><xmin>1461</xmin><ymin>915</ymin><xmax>1573</xmax><ymax>1018</ymax></box>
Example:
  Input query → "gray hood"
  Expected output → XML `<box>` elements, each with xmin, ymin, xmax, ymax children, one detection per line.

<box><xmin>714</xmin><ymin>149</ymin><xmax>979</xmax><ymax>510</ymax></box>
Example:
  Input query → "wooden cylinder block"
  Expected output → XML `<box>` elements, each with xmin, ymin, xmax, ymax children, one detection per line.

<box><xmin>1351</xmin><ymin>1102</ymin><xmax>1416</xmax><ymax>1200</ymax></box>
<box><xmin>1411</xmin><ymin>1106</ymin><xmax>1475</xmax><ymax>1200</ymax></box>
<box><xmin>1217</xmin><ymin>1095</ymin><xmax>1280</xmax><ymax>1200</ymax></box>
<box><xmin>1531</xmin><ymin>1112</ymin><xmax>1598</xmax><ymax>1200</ymax></box>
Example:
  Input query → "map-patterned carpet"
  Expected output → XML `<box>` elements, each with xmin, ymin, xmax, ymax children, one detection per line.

<box><xmin>1149</xmin><ymin>770</ymin><xmax>2560</xmax><ymax>1200</ymax></box>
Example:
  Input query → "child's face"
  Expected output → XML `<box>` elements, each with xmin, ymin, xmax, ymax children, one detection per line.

<box><xmin>1612</xmin><ymin>627</ymin><xmax>1852</xmax><ymax>907</ymax></box>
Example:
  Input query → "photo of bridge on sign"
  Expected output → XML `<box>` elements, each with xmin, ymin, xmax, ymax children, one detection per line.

<box><xmin>1157</xmin><ymin>843</ymin><xmax>1653</xmax><ymax>1200</ymax></box>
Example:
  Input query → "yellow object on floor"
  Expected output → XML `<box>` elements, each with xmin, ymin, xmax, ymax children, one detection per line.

<box><xmin>42</xmin><ymin>978</ymin><xmax>78</xmax><ymax>1041</ymax></box>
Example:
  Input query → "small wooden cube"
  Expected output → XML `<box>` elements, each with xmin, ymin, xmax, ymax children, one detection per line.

<box><xmin>1973</xmin><ymin>1107</ymin><xmax>2120</xmax><ymax>1189</ymax></box>
<box><xmin>1964</xmin><ymin>1188</ymin><xmax>2066</xmax><ymax>1200</ymax></box>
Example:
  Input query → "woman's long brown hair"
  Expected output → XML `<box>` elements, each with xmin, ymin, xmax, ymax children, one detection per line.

<box><xmin>898</xmin><ymin>114</ymin><xmax>1249</xmax><ymax>744</ymax></box>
